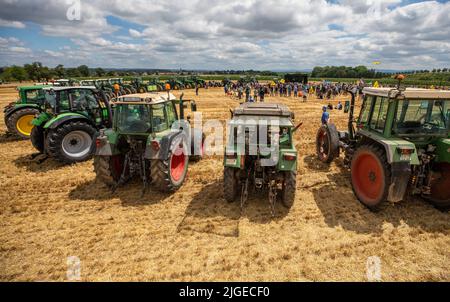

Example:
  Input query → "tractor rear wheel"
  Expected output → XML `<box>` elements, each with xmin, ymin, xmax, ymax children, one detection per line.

<box><xmin>94</xmin><ymin>155</ymin><xmax>125</xmax><ymax>187</ymax></box>
<box><xmin>47</xmin><ymin>121</ymin><xmax>97</xmax><ymax>164</ymax></box>
<box><xmin>6</xmin><ymin>108</ymin><xmax>40</xmax><ymax>139</ymax></box>
<box><xmin>30</xmin><ymin>125</ymin><xmax>45</xmax><ymax>153</ymax></box>
<box><xmin>281</xmin><ymin>171</ymin><xmax>297</xmax><ymax>208</ymax></box>
<box><xmin>424</xmin><ymin>163</ymin><xmax>450</xmax><ymax>210</ymax></box>
<box><xmin>223</xmin><ymin>167</ymin><xmax>239</xmax><ymax>202</ymax></box>
<box><xmin>151</xmin><ymin>140</ymin><xmax>188</xmax><ymax>192</ymax></box>
<box><xmin>350</xmin><ymin>145</ymin><xmax>391</xmax><ymax>209</ymax></box>
<box><xmin>316</xmin><ymin>124</ymin><xmax>339</xmax><ymax>163</ymax></box>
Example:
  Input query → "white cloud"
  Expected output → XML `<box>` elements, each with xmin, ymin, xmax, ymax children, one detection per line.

<box><xmin>0</xmin><ymin>0</ymin><xmax>449</xmax><ymax>69</ymax></box>
<box><xmin>0</xmin><ymin>18</ymin><xmax>26</xmax><ymax>28</ymax></box>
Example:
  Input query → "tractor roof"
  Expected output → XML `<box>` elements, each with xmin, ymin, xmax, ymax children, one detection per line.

<box><xmin>233</xmin><ymin>103</ymin><xmax>293</xmax><ymax>117</ymax></box>
<box><xmin>42</xmin><ymin>86</ymin><xmax>96</xmax><ymax>91</ymax></box>
<box><xmin>363</xmin><ymin>87</ymin><xmax>450</xmax><ymax>99</ymax></box>
<box><xmin>114</xmin><ymin>92</ymin><xmax>177</xmax><ymax>105</ymax></box>
<box><xmin>18</xmin><ymin>85</ymin><xmax>51</xmax><ymax>90</ymax></box>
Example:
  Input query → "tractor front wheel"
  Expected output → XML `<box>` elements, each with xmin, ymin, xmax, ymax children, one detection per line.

<box><xmin>281</xmin><ymin>171</ymin><xmax>297</xmax><ymax>208</ymax></box>
<box><xmin>30</xmin><ymin>125</ymin><xmax>45</xmax><ymax>153</ymax></box>
<box><xmin>47</xmin><ymin>121</ymin><xmax>97</xmax><ymax>164</ymax></box>
<box><xmin>151</xmin><ymin>140</ymin><xmax>188</xmax><ymax>192</ymax></box>
<box><xmin>223</xmin><ymin>167</ymin><xmax>239</xmax><ymax>202</ymax></box>
<box><xmin>351</xmin><ymin>145</ymin><xmax>391</xmax><ymax>209</ymax></box>
<box><xmin>6</xmin><ymin>108</ymin><xmax>40</xmax><ymax>139</ymax></box>
<box><xmin>94</xmin><ymin>155</ymin><xmax>126</xmax><ymax>187</ymax></box>
<box><xmin>316</xmin><ymin>124</ymin><xmax>339</xmax><ymax>163</ymax></box>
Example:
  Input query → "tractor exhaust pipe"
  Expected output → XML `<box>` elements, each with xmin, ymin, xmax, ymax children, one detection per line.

<box><xmin>347</xmin><ymin>88</ymin><xmax>356</xmax><ymax>140</ymax></box>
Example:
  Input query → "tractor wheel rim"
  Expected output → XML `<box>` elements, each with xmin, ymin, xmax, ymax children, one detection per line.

<box><xmin>62</xmin><ymin>131</ymin><xmax>92</xmax><ymax>158</ymax></box>
<box><xmin>352</xmin><ymin>152</ymin><xmax>383</xmax><ymax>204</ymax></box>
<box><xmin>170</xmin><ymin>147</ymin><xmax>186</xmax><ymax>182</ymax></box>
<box><xmin>16</xmin><ymin>115</ymin><xmax>35</xmax><ymax>136</ymax></box>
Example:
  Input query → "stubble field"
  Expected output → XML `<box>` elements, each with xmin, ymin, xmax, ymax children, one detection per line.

<box><xmin>0</xmin><ymin>84</ymin><xmax>448</xmax><ymax>281</ymax></box>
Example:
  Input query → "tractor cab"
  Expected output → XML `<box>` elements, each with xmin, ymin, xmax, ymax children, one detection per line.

<box><xmin>358</xmin><ymin>87</ymin><xmax>450</xmax><ymax>144</ymax></box>
<box><xmin>110</xmin><ymin>92</ymin><xmax>198</xmax><ymax>136</ymax></box>
<box><xmin>35</xmin><ymin>86</ymin><xmax>112</xmax><ymax>129</ymax></box>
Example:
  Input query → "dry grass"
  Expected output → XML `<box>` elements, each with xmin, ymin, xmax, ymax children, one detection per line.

<box><xmin>0</xmin><ymin>84</ymin><xmax>448</xmax><ymax>281</ymax></box>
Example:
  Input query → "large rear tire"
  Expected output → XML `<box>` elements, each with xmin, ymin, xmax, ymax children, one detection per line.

<box><xmin>223</xmin><ymin>167</ymin><xmax>239</xmax><ymax>202</ymax></box>
<box><xmin>316</xmin><ymin>123</ymin><xmax>339</xmax><ymax>163</ymax></box>
<box><xmin>94</xmin><ymin>155</ymin><xmax>125</xmax><ymax>187</ymax></box>
<box><xmin>151</xmin><ymin>140</ymin><xmax>188</xmax><ymax>192</ymax></box>
<box><xmin>6</xmin><ymin>108</ymin><xmax>40</xmax><ymax>139</ymax></box>
<box><xmin>351</xmin><ymin>145</ymin><xmax>391</xmax><ymax>209</ymax></box>
<box><xmin>281</xmin><ymin>171</ymin><xmax>297</xmax><ymax>208</ymax></box>
<box><xmin>47</xmin><ymin>121</ymin><xmax>97</xmax><ymax>164</ymax></box>
<box><xmin>30</xmin><ymin>125</ymin><xmax>45</xmax><ymax>153</ymax></box>
<box><xmin>424</xmin><ymin>163</ymin><xmax>450</xmax><ymax>210</ymax></box>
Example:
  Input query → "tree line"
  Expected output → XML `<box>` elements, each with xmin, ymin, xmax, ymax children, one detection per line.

<box><xmin>1</xmin><ymin>62</ymin><xmax>450</xmax><ymax>82</ymax></box>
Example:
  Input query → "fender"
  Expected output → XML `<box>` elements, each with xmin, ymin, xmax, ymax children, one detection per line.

<box><xmin>4</xmin><ymin>103</ymin><xmax>41</xmax><ymax>118</ymax></box>
<box><xmin>145</xmin><ymin>130</ymin><xmax>185</xmax><ymax>160</ymax></box>
<box><xmin>44</xmin><ymin>113</ymin><xmax>94</xmax><ymax>130</ymax></box>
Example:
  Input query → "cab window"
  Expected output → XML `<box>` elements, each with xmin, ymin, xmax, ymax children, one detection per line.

<box><xmin>166</xmin><ymin>102</ymin><xmax>177</xmax><ymax>127</ymax></box>
<box><xmin>70</xmin><ymin>89</ymin><xmax>98</xmax><ymax>110</ymax></box>
<box><xmin>369</xmin><ymin>97</ymin><xmax>389</xmax><ymax>133</ymax></box>
<box><xmin>152</xmin><ymin>104</ymin><xmax>168</xmax><ymax>132</ymax></box>
<box><xmin>358</xmin><ymin>96</ymin><xmax>373</xmax><ymax>124</ymax></box>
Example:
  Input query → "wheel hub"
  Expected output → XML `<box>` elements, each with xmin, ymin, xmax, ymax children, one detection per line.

<box><xmin>62</xmin><ymin>130</ymin><xmax>92</xmax><ymax>158</ymax></box>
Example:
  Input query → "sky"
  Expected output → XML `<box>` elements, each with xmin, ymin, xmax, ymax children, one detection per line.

<box><xmin>0</xmin><ymin>0</ymin><xmax>449</xmax><ymax>70</ymax></box>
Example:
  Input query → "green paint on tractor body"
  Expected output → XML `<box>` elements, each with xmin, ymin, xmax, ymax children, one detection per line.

<box><xmin>29</xmin><ymin>86</ymin><xmax>113</xmax><ymax>164</ymax></box>
<box><xmin>223</xmin><ymin>103</ymin><xmax>300</xmax><ymax>215</ymax></box>
<box><xmin>94</xmin><ymin>92</ymin><xmax>202</xmax><ymax>194</ymax></box>
<box><xmin>316</xmin><ymin>86</ymin><xmax>450</xmax><ymax>209</ymax></box>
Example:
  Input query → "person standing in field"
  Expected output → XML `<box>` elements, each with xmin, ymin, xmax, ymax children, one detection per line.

<box><xmin>321</xmin><ymin>106</ymin><xmax>330</xmax><ymax>125</ymax></box>
<box><xmin>259</xmin><ymin>86</ymin><xmax>265</xmax><ymax>102</ymax></box>
<box><xmin>254</xmin><ymin>86</ymin><xmax>259</xmax><ymax>102</ymax></box>
<box><xmin>245</xmin><ymin>84</ymin><xmax>251</xmax><ymax>102</ymax></box>
<box><xmin>195</xmin><ymin>84</ymin><xmax>199</xmax><ymax>96</ymax></box>
<box><xmin>293</xmin><ymin>84</ymin><xmax>298</xmax><ymax>98</ymax></box>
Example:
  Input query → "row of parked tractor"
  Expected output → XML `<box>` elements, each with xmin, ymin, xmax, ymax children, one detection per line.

<box><xmin>2</xmin><ymin>77</ymin><xmax>450</xmax><ymax>215</ymax></box>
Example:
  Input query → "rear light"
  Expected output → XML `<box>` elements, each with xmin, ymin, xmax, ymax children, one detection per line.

<box><xmin>96</xmin><ymin>138</ymin><xmax>104</xmax><ymax>148</ymax></box>
<box><xmin>283</xmin><ymin>153</ymin><xmax>296</xmax><ymax>161</ymax></box>
<box><xmin>151</xmin><ymin>140</ymin><xmax>160</xmax><ymax>151</ymax></box>
<box><xmin>397</xmin><ymin>148</ymin><xmax>413</xmax><ymax>155</ymax></box>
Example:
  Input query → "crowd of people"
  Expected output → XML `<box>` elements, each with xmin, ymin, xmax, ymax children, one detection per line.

<box><xmin>223</xmin><ymin>81</ymin><xmax>363</xmax><ymax>103</ymax></box>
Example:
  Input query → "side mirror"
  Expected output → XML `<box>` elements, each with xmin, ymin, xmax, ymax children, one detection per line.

<box><xmin>190</xmin><ymin>101</ymin><xmax>197</xmax><ymax>112</ymax></box>
<box><xmin>344</xmin><ymin>101</ymin><xmax>350</xmax><ymax>113</ymax></box>
<box><xmin>293</xmin><ymin>122</ymin><xmax>303</xmax><ymax>132</ymax></box>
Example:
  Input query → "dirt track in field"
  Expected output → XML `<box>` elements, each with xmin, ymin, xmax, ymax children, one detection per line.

<box><xmin>0</xmin><ymin>84</ymin><xmax>448</xmax><ymax>281</ymax></box>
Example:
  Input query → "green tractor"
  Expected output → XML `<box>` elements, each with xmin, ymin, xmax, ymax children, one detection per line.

<box><xmin>94</xmin><ymin>92</ymin><xmax>204</xmax><ymax>193</ymax></box>
<box><xmin>130</xmin><ymin>77</ymin><xmax>148</xmax><ymax>93</ymax></box>
<box><xmin>223</xmin><ymin>103</ymin><xmax>301</xmax><ymax>215</ymax></box>
<box><xmin>147</xmin><ymin>78</ymin><xmax>165</xmax><ymax>91</ymax></box>
<box><xmin>30</xmin><ymin>86</ymin><xmax>112</xmax><ymax>164</ymax></box>
<box><xmin>4</xmin><ymin>85</ymin><xmax>50</xmax><ymax>139</ymax></box>
<box><xmin>165</xmin><ymin>78</ymin><xmax>184</xmax><ymax>90</ymax></box>
<box><xmin>316</xmin><ymin>82</ymin><xmax>450</xmax><ymax>209</ymax></box>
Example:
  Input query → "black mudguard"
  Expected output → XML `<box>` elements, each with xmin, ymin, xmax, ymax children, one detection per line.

<box><xmin>46</xmin><ymin>115</ymin><xmax>94</xmax><ymax>130</ymax></box>
<box><xmin>145</xmin><ymin>130</ymin><xmax>185</xmax><ymax>160</ymax></box>
<box><xmin>388</xmin><ymin>162</ymin><xmax>411</xmax><ymax>202</ymax></box>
